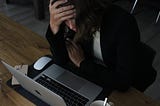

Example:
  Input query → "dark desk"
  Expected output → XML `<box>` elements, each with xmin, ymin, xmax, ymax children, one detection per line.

<box><xmin>0</xmin><ymin>13</ymin><xmax>160</xmax><ymax>106</ymax></box>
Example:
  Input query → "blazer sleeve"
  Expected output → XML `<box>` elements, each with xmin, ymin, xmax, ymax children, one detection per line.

<box><xmin>45</xmin><ymin>24</ymin><xmax>69</xmax><ymax>65</ymax></box>
<box><xmin>79</xmin><ymin>13</ymin><xmax>140</xmax><ymax>92</ymax></box>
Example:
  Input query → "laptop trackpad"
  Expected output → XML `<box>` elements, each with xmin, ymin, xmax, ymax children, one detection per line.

<box><xmin>56</xmin><ymin>71</ymin><xmax>87</xmax><ymax>91</ymax></box>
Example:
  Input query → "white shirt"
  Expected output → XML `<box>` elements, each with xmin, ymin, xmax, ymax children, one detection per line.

<box><xmin>93</xmin><ymin>30</ymin><xmax>104</xmax><ymax>65</ymax></box>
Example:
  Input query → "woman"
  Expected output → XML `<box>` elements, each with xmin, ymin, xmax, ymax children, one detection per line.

<box><xmin>46</xmin><ymin>0</ymin><xmax>156</xmax><ymax>93</ymax></box>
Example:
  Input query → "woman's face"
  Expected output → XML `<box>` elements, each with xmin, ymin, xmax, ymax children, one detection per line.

<box><xmin>65</xmin><ymin>19</ymin><xmax>76</xmax><ymax>32</ymax></box>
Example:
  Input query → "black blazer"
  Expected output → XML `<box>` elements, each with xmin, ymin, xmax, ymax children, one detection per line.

<box><xmin>46</xmin><ymin>5</ymin><xmax>157</xmax><ymax>93</ymax></box>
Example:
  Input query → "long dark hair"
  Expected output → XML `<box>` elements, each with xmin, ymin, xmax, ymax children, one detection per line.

<box><xmin>70</xmin><ymin>0</ymin><xmax>111</xmax><ymax>42</ymax></box>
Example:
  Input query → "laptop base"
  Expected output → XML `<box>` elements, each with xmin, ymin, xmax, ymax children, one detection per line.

<box><xmin>6</xmin><ymin>79</ymin><xmax>49</xmax><ymax>106</ymax></box>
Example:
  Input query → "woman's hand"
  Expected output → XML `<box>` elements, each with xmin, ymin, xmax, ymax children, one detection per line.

<box><xmin>66</xmin><ymin>39</ymin><xmax>85</xmax><ymax>67</ymax></box>
<box><xmin>49</xmin><ymin>0</ymin><xmax>75</xmax><ymax>34</ymax></box>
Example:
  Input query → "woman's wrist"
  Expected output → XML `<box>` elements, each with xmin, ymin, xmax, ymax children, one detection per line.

<box><xmin>50</xmin><ymin>22</ymin><xmax>59</xmax><ymax>35</ymax></box>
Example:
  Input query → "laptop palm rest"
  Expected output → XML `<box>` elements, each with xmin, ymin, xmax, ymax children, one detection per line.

<box><xmin>56</xmin><ymin>71</ymin><xmax>86</xmax><ymax>90</ymax></box>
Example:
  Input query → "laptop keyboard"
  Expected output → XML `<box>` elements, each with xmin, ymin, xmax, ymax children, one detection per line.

<box><xmin>35</xmin><ymin>74</ymin><xmax>89</xmax><ymax>106</ymax></box>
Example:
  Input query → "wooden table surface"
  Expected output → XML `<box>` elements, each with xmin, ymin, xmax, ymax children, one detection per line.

<box><xmin>0</xmin><ymin>13</ymin><xmax>160</xmax><ymax>106</ymax></box>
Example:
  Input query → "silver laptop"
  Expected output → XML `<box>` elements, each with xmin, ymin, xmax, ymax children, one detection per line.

<box><xmin>2</xmin><ymin>60</ymin><xmax>102</xmax><ymax>106</ymax></box>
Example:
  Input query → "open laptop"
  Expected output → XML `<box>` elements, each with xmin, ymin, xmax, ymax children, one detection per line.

<box><xmin>2</xmin><ymin>60</ymin><xmax>102</xmax><ymax>106</ymax></box>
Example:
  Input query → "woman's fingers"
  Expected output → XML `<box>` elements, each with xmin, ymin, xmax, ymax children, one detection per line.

<box><xmin>66</xmin><ymin>42</ymin><xmax>74</xmax><ymax>58</ymax></box>
<box><xmin>66</xmin><ymin>39</ymin><xmax>79</xmax><ymax>50</ymax></box>
<box><xmin>50</xmin><ymin>0</ymin><xmax>66</xmax><ymax>9</ymax></box>
<box><xmin>49</xmin><ymin>0</ymin><xmax>75</xmax><ymax>34</ymax></box>
<box><xmin>55</xmin><ymin>5</ymin><xmax>75</xmax><ymax>14</ymax></box>
<box><xmin>66</xmin><ymin>40</ymin><xmax>76</xmax><ymax>53</ymax></box>
<box><xmin>66</xmin><ymin>41</ymin><xmax>84</xmax><ymax>67</ymax></box>
<box><xmin>50</xmin><ymin>0</ymin><xmax>74</xmax><ymax>13</ymax></box>
<box><xmin>59</xmin><ymin>13</ymin><xmax>75</xmax><ymax>22</ymax></box>
<box><xmin>52</xmin><ymin>5</ymin><xmax>75</xmax><ymax>21</ymax></box>
<box><xmin>55</xmin><ymin>9</ymin><xmax>75</xmax><ymax>20</ymax></box>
